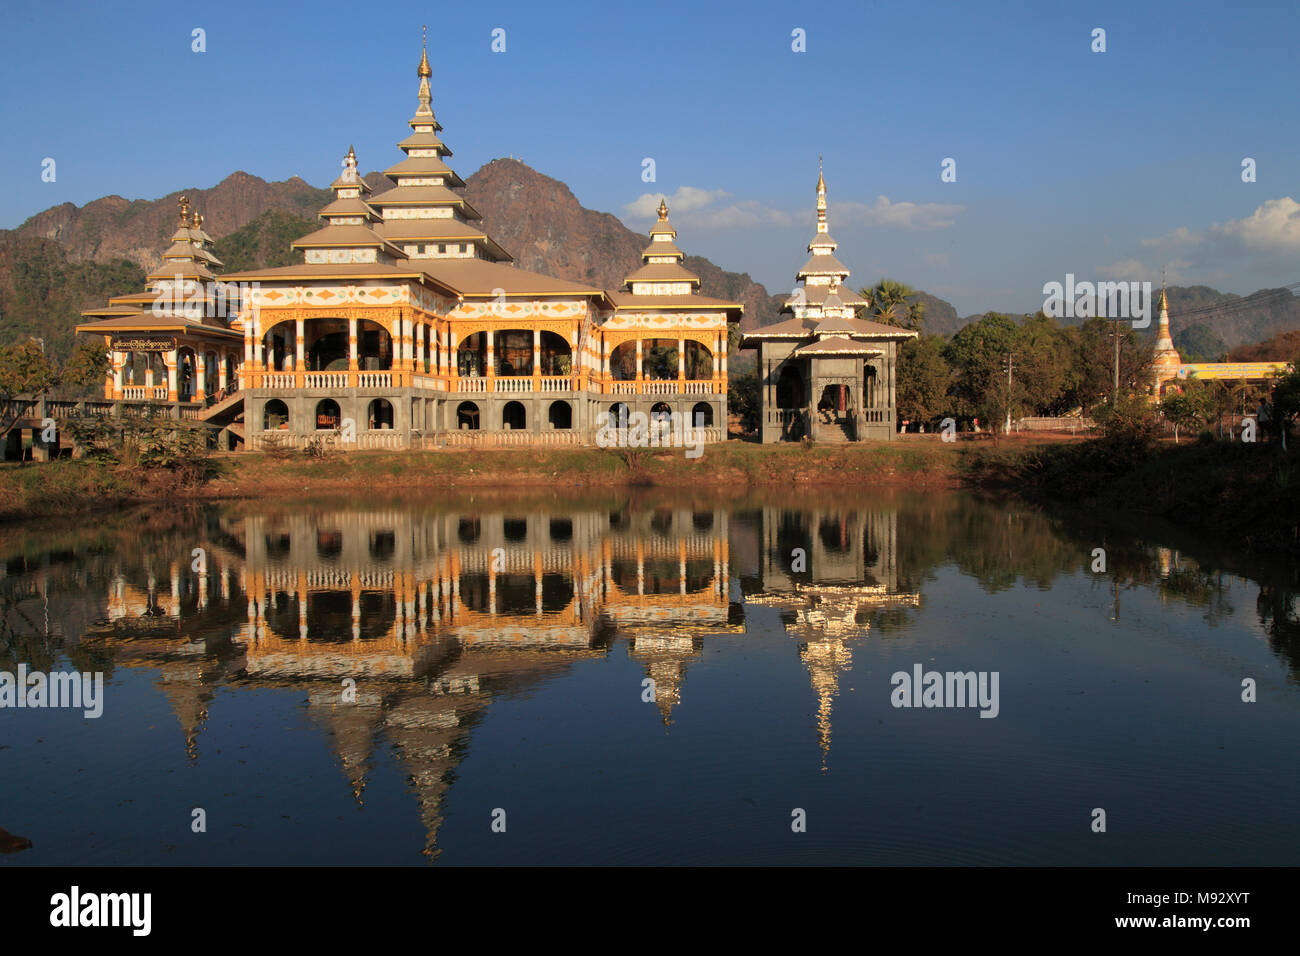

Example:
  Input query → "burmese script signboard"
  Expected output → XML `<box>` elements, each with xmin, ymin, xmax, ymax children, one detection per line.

<box><xmin>111</xmin><ymin>336</ymin><xmax>177</xmax><ymax>353</ymax></box>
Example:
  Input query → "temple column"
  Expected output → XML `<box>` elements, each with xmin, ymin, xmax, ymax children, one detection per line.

<box><xmin>218</xmin><ymin>355</ymin><xmax>228</xmax><ymax>391</ymax></box>
<box><xmin>678</xmin><ymin>337</ymin><xmax>686</xmax><ymax>383</ymax></box>
<box><xmin>486</xmin><ymin>329</ymin><xmax>496</xmax><ymax>385</ymax></box>
<box><xmin>111</xmin><ymin>351</ymin><xmax>125</xmax><ymax>400</ymax></box>
<box><xmin>145</xmin><ymin>355</ymin><xmax>155</xmax><ymax>389</ymax></box>
<box><xmin>195</xmin><ymin>352</ymin><xmax>207</xmax><ymax>401</ymax></box>
<box><xmin>416</xmin><ymin>323</ymin><xmax>426</xmax><ymax>375</ymax></box>
<box><xmin>635</xmin><ymin>339</ymin><xmax>643</xmax><ymax>388</ymax></box>
<box><xmin>295</xmin><ymin>316</ymin><xmax>305</xmax><ymax>375</ymax></box>
<box><xmin>348</xmin><ymin>317</ymin><xmax>358</xmax><ymax>379</ymax></box>
<box><xmin>449</xmin><ymin>331</ymin><xmax>459</xmax><ymax>387</ymax></box>
<box><xmin>165</xmin><ymin>349</ymin><xmax>178</xmax><ymax>401</ymax></box>
<box><xmin>532</xmin><ymin>328</ymin><xmax>541</xmax><ymax>377</ymax></box>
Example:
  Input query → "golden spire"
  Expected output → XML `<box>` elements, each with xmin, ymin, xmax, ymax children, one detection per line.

<box><xmin>656</xmin><ymin>198</ymin><xmax>669</xmax><ymax>221</ymax></box>
<box><xmin>178</xmin><ymin>195</ymin><xmax>190</xmax><ymax>227</ymax></box>
<box><xmin>418</xmin><ymin>25</ymin><xmax>431</xmax><ymax>78</ymax></box>
<box><xmin>815</xmin><ymin>158</ymin><xmax>828</xmax><ymax>232</ymax></box>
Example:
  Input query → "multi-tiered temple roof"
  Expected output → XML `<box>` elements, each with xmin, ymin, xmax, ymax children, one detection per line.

<box><xmin>742</xmin><ymin>164</ymin><xmax>914</xmax><ymax>351</ymax></box>
<box><xmin>608</xmin><ymin>199</ymin><xmax>741</xmax><ymax>318</ymax></box>
<box><xmin>222</xmin><ymin>34</ymin><xmax>604</xmax><ymax>300</ymax></box>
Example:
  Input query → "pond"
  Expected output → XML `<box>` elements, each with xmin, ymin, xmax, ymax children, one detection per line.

<box><xmin>1</xmin><ymin>488</ymin><xmax>1297</xmax><ymax>865</ymax></box>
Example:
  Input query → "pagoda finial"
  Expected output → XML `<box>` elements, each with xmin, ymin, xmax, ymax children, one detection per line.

<box><xmin>418</xmin><ymin>25</ymin><xmax>431</xmax><ymax>78</ymax></box>
<box><xmin>178</xmin><ymin>195</ymin><xmax>190</xmax><ymax>227</ymax></box>
<box><xmin>657</xmin><ymin>198</ymin><xmax>669</xmax><ymax>221</ymax></box>
<box><xmin>815</xmin><ymin>159</ymin><xmax>828</xmax><ymax>232</ymax></box>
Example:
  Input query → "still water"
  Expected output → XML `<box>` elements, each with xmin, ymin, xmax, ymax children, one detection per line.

<box><xmin>1</xmin><ymin>488</ymin><xmax>1298</xmax><ymax>865</ymax></box>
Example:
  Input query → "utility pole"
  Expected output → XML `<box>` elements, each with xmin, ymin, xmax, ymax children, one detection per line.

<box><xmin>1112</xmin><ymin>319</ymin><xmax>1120</xmax><ymax>406</ymax></box>
<box><xmin>1004</xmin><ymin>352</ymin><xmax>1014</xmax><ymax>434</ymax></box>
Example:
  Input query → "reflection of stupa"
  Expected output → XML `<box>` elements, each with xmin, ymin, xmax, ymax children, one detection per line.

<box><xmin>745</xmin><ymin>507</ymin><xmax>920</xmax><ymax>767</ymax></box>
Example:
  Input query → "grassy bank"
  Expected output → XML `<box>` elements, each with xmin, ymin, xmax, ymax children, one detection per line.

<box><xmin>3</xmin><ymin>436</ymin><xmax>1296</xmax><ymax>561</ymax></box>
<box><xmin>0</xmin><ymin>438</ymin><xmax>987</xmax><ymax>522</ymax></box>
<box><xmin>979</xmin><ymin>434</ymin><xmax>1300</xmax><ymax>558</ymax></box>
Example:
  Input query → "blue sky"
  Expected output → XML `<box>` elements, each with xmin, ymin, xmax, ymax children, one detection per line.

<box><xmin>3</xmin><ymin>0</ymin><xmax>1299</xmax><ymax>316</ymax></box>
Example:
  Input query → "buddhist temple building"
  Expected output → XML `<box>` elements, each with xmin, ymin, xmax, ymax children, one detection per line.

<box><xmin>75</xmin><ymin>197</ymin><xmax>244</xmax><ymax>418</ymax></box>
<box><xmin>71</xmin><ymin>35</ymin><xmax>740</xmax><ymax>452</ymax></box>
<box><xmin>742</xmin><ymin>164</ymin><xmax>916</xmax><ymax>442</ymax></box>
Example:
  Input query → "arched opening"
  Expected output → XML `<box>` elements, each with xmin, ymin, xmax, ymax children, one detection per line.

<box><xmin>549</xmin><ymin>518</ymin><xmax>573</xmax><ymax>541</ymax></box>
<box><xmin>863</xmin><ymin>364</ymin><xmax>878</xmax><ymax>408</ymax></box>
<box><xmin>262</xmin><ymin>324</ymin><xmax>295</xmax><ymax>372</ymax></box>
<box><xmin>539</xmin><ymin>331</ymin><xmax>572</xmax><ymax>375</ymax></box>
<box><xmin>456</xmin><ymin>401</ymin><xmax>480</xmax><ymax>430</ymax></box>
<box><xmin>776</xmin><ymin>366</ymin><xmax>804</xmax><ymax>409</ymax></box>
<box><xmin>457</xmin><ymin>517</ymin><xmax>480</xmax><ymax>543</ymax></box>
<box><xmin>691</xmin><ymin>402</ymin><xmax>714</xmax><ymax>427</ymax></box>
<box><xmin>356</xmin><ymin>320</ymin><xmax>393</xmax><ymax>371</ymax></box>
<box><xmin>503</xmin><ymin>518</ymin><xmax>528</xmax><ymax>542</ymax></box>
<box><xmin>548</xmin><ymin>401</ymin><xmax>572</xmax><ymax>430</ymax></box>
<box><xmin>817</xmin><ymin>384</ymin><xmax>850</xmax><ymax>425</ymax></box>
<box><xmin>306</xmin><ymin>318</ymin><xmax>350</xmax><ymax>371</ymax></box>
<box><xmin>642</xmin><ymin>339</ymin><xmax>679</xmax><ymax>380</ymax></box>
<box><xmin>609</xmin><ymin>342</ymin><xmax>638</xmax><ymax>381</ymax></box>
<box><xmin>692</xmin><ymin>511</ymin><xmax>714</xmax><ymax>532</ymax></box>
<box><xmin>315</xmin><ymin>399</ymin><xmax>340</xmax><ymax>430</ymax></box>
<box><xmin>651</xmin><ymin>508</ymin><xmax>673</xmax><ymax>535</ymax></box>
<box><xmin>650</xmin><ymin>402</ymin><xmax>672</xmax><ymax>420</ymax></box>
<box><xmin>458</xmin><ymin>333</ymin><xmax>486</xmax><ymax>378</ymax></box>
<box><xmin>608</xmin><ymin>402</ymin><xmax>630</xmax><ymax>428</ymax></box>
<box><xmin>263</xmin><ymin>399</ymin><xmax>289</xmax><ymax>430</ymax></box>
<box><xmin>368</xmin><ymin>398</ymin><xmax>394</xmax><ymax>430</ymax></box>
<box><xmin>177</xmin><ymin>348</ymin><xmax>196</xmax><ymax>400</ymax></box>
<box><xmin>502</xmin><ymin>400</ymin><xmax>526</xmax><ymax>431</ymax></box>
<box><xmin>493</xmin><ymin>329</ymin><xmax>533</xmax><ymax>376</ymax></box>
<box><xmin>683</xmin><ymin>340</ymin><xmax>713</xmax><ymax>380</ymax></box>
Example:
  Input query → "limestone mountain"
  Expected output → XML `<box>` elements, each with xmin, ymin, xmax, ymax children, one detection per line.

<box><xmin>12</xmin><ymin>171</ymin><xmax>330</xmax><ymax>271</ymax></box>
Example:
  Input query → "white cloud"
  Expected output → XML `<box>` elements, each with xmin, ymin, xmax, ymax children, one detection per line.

<box><xmin>623</xmin><ymin>186</ymin><xmax>729</xmax><ymax>219</ymax></box>
<box><xmin>837</xmin><ymin>195</ymin><xmax>965</xmax><ymax>231</ymax></box>
<box><xmin>684</xmin><ymin>200</ymin><xmax>793</xmax><ymax>229</ymax></box>
<box><xmin>1215</xmin><ymin>196</ymin><xmax>1300</xmax><ymax>251</ymax></box>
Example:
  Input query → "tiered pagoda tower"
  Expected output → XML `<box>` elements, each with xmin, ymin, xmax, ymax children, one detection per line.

<box><xmin>741</xmin><ymin>163</ymin><xmax>915</xmax><ymax>443</ymax></box>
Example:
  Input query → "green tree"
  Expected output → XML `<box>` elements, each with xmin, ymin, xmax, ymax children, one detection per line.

<box><xmin>860</xmin><ymin>278</ymin><xmax>925</xmax><ymax>331</ymax></box>
<box><xmin>943</xmin><ymin>312</ymin><xmax>1020</xmax><ymax>428</ymax></box>
<box><xmin>727</xmin><ymin>368</ymin><xmax>761</xmax><ymax>432</ymax></box>
<box><xmin>1161</xmin><ymin>380</ymin><xmax>1215</xmax><ymax>442</ymax></box>
<box><xmin>1267</xmin><ymin>366</ymin><xmax>1300</xmax><ymax>450</ymax></box>
<box><xmin>0</xmin><ymin>339</ymin><xmax>57</xmax><ymax>438</ymax></box>
<box><xmin>59</xmin><ymin>338</ymin><xmax>110</xmax><ymax>398</ymax></box>
<box><xmin>1066</xmin><ymin>318</ymin><xmax>1155</xmax><ymax>413</ymax></box>
<box><xmin>896</xmin><ymin>334</ymin><xmax>952</xmax><ymax>426</ymax></box>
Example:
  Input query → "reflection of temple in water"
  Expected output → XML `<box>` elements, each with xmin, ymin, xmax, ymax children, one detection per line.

<box><xmin>744</xmin><ymin>507</ymin><xmax>920</xmax><ymax>766</ymax></box>
<box><xmin>77</xmin><ymin>504</ymin><xmax>737</xmax><ymax>858</ymax></box>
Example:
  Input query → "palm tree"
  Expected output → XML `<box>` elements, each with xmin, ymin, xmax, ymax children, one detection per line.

<box><xmin>860</xmin><ymin>278</ymin><xmax>924</xmax><ymax>331</ymax></box>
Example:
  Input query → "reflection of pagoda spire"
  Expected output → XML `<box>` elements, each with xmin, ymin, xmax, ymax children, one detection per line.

<box><xmin>629</xmin><ymin>633</ymin><xmax>703</xmax><ymax>729</ymax></box>
<box><xmin>385</xmin><ymin>694</ymin><xmax>464</xmax><ymax>861</ymax></box>
<box><xmin>308</xmin><ymin>691</ymin><xmax>382</xmax><ymax>804</ymax></box>
<box><xmin>799</xmin><ymin>637</ymin><xmax>853</xmax><ymax>770</ymax></box>
<box><xmin>154</xmin><ymin>663</ymin><xmax>215</xmax><ymax>762</ymax></box>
